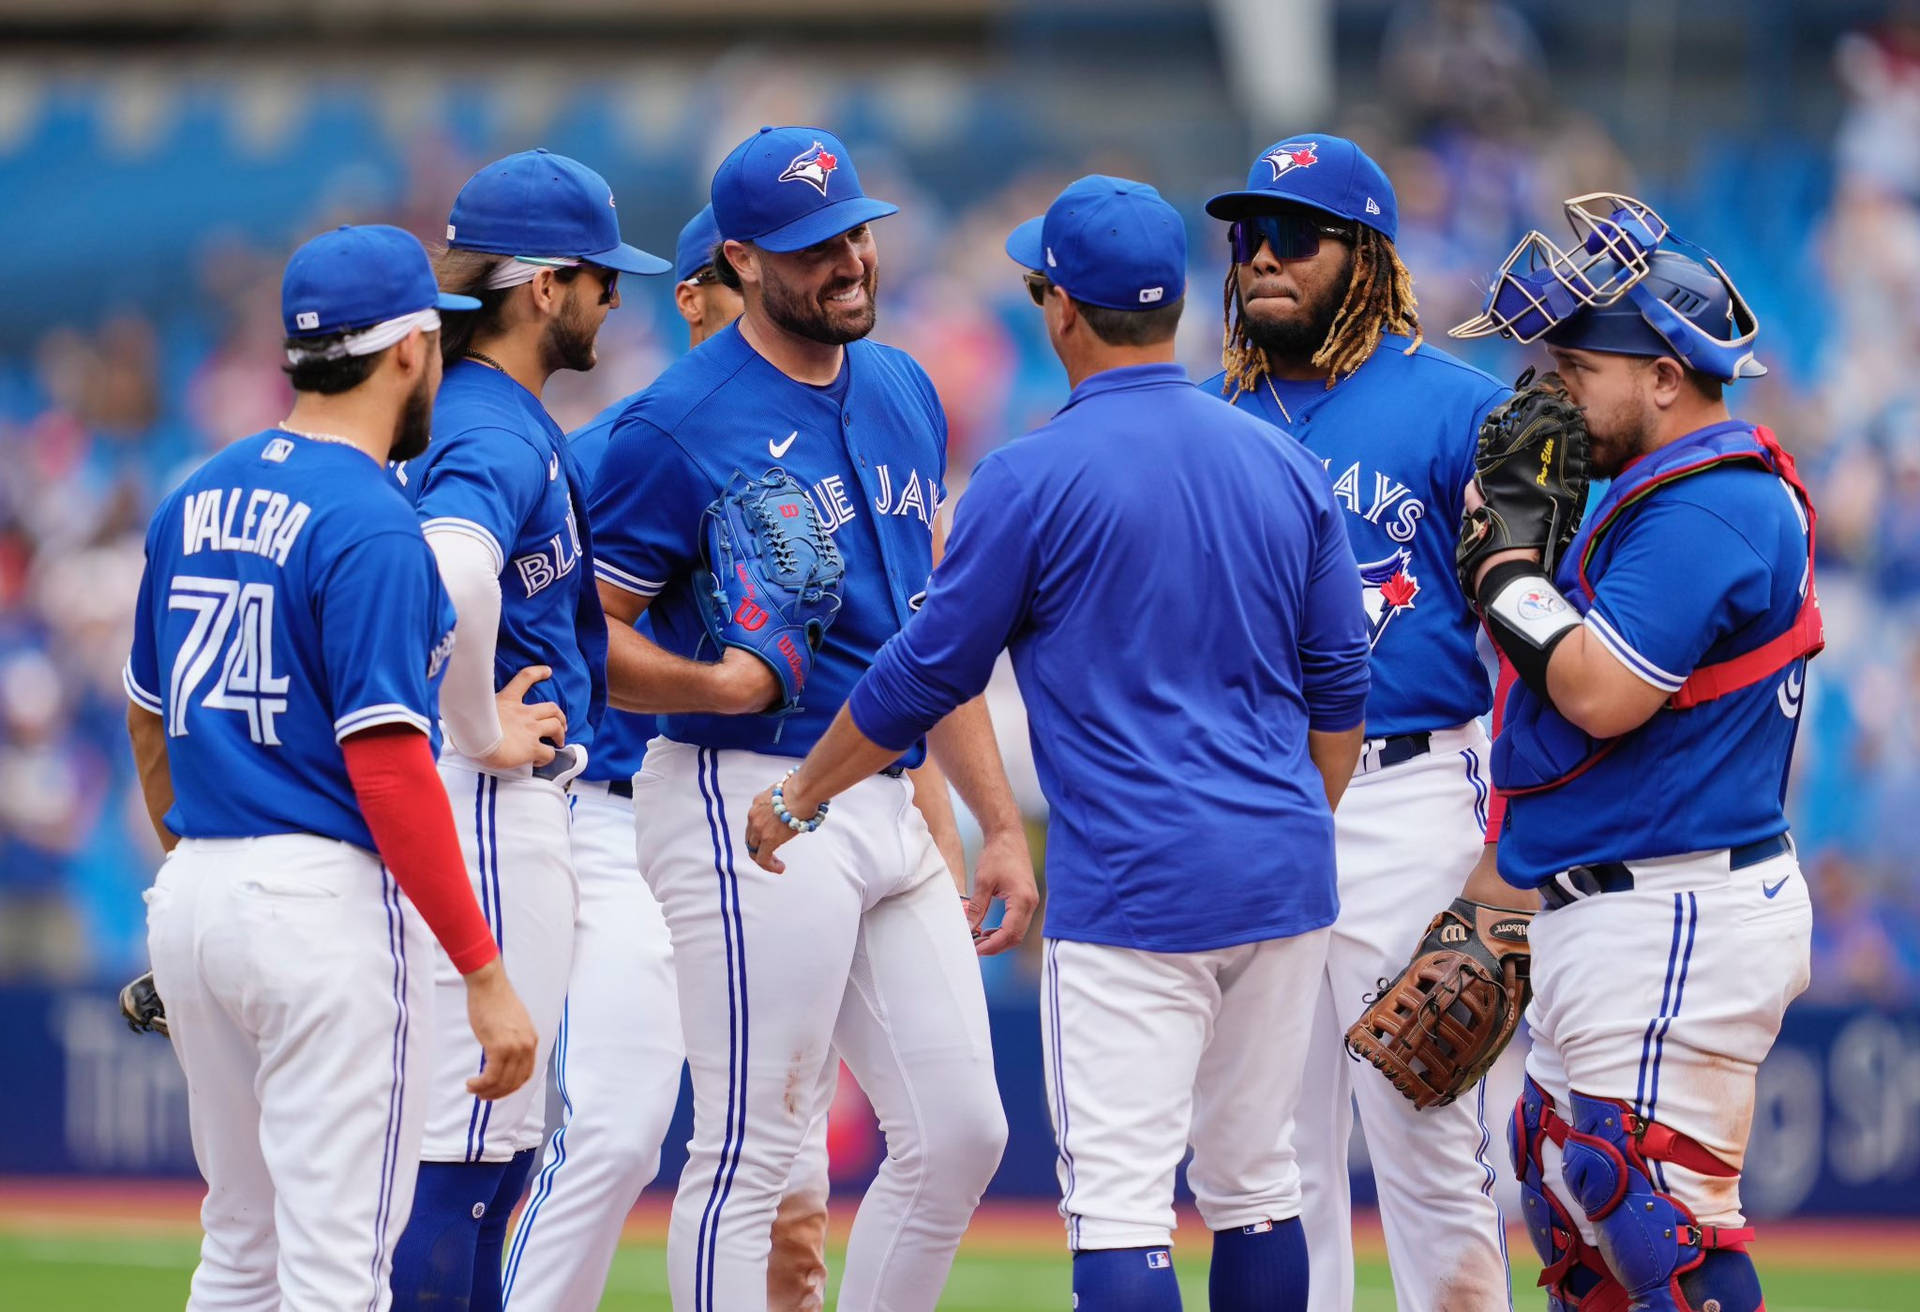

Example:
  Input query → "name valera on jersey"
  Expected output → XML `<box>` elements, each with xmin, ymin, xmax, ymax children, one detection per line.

<box><xmin>180</xmin><ymin>488</ymin><xmax>313</xmax><ymax>565</ymax></box>
<box><xmin>1323</xmin><ymin>459</ymin><xmax>1425</xmax><ymax>544</ymax></box>
<box><xmin>807</xmin><ymin>463</ymin><xmax>939</xmax><ymax>534</ymax></box>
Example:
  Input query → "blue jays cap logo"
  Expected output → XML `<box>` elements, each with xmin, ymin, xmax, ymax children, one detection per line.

<box><xmin>779</xmin><ymin>141</ymin><xmax>840</xmax><ymax>196</ymax></box>
<box><xmin>1357</xmin><ymin>548</ymin><xmax>1419</xmax><ymax>648</ymax></box>
<box><xmin>1263</xmin><ymin>141</ymin><xmax>1319</xmax><ymax>181</ymax></box>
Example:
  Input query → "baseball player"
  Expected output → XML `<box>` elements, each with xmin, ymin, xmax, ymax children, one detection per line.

<box><xmin>587</xmin><ymin>126</ymin><xmax>1032</xmax><ymax>1312</ymax></box>
<box><xmin>123</xmin><ymin>224</ymin><xmax>537</xmax><ymax>1312</ymax></box>
<box><xmin>387</xmin><ymin>149</ymin><xmax>668</xmax><ymax>1312</ymax></box>
<box><xmin>1201</xmin><ymin>134</ymin><xmax>1520</xmax><ymax>1310</ymax></box>
<box><xmin>749</xmin><ymin>175</ymin><xmax>1373</xmax><ymax>1312</ymax></box>
<box><xmin>501</xmin><ymin>204</ymin><xmax>838</xmax><ymax>1312</ymax></box>
<box><xmin>1451</xmin><ymin>196</ymin><xmax>1814</xmax><ymax>1312</ymax></box>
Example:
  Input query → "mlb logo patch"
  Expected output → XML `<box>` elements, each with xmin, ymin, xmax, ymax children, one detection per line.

<box><xmin>1146</xmin><ymin>1250</ymin><xmax>1172</xmax><ymax>1270</ymax></box>
<box><xmin>263</xmin><ymin>437</ymin><xmax>294</xmax><ymax>464</ymax></box>
<box><xmin>1138</xmin><ymin>286</ymin><xmax>1164</xmax><ymax>304</ymax></box>
<box><xmin>295</xmin><ymin>311</ymin><xmax>320</xmax><ymax>330</ymax></box>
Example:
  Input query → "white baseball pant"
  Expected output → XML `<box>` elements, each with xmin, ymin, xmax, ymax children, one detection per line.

<box><xmin>1041</xmin><ymin>929</ymin><xmax>1331</xmax><ymax>1252</ymax></box>
<box><xmin>146</xmin><ymin>834</ymin><xmax>430</xmax><ymax>1312</ymax></box>
<box><xmin>1297</xmin><ymin>723</ymin><xmax>1512</xmax><ymax>1312</ymax></box>
<box><xmin>500</xmin><ymin>780</ymin><xmax>836</xmax><ymax>1312</ymax></box>
<box><xmin>420</xmin><ymin>761</ymin><xmax>577</xmax><ymax>1163</ymax></box>
<box><xmin>635</xmin><ymin>739</ymin><xmax>1005</xmax><ymax>1312</ymax></box>
<box><xmin>1524</xmin><ymin>845</ymin><xmax>1812</xmax><ymax>1232</ymax></box>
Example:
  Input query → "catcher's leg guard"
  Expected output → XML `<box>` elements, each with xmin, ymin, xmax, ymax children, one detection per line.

<box><xmin>1510</xmin><ymin>1079</ymin><xmax>1626</xmax><ymax>1312</ymax></box>
<box><xmin>1558</xmin><ymin>1091</ymin><xmax>1759</xmax><ymax>1312</ymax></box>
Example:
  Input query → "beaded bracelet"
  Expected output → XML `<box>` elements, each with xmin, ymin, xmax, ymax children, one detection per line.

<box><xmin>771</xmin><ymin>769</ymin><xmax>830</xmax><ymax>833</ymax></box>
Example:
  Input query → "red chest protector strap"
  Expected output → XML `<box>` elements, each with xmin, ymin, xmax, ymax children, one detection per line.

<box><xmin>1576</xmin><ymin>426</ymin><xmax>1824</xmax><ymax>711</ymax></box>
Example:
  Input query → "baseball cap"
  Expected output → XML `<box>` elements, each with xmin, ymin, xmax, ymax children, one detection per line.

<box><xmin>282</xmin><ymin>224</ymin><xmax>479</xmax><ymax>343</ymax></box>
<box><xmin>675</xmin><ymin>204</ymin><xmax>723</xmax><ymax>282</ymax></box>
<box><xmin>710</xmin><ymin>126</ymin><xmax>899</xmax><ymax>254</ymax></box>
<box><xmin>1004</xmin><ymin>175</ymin><xmax>1186</xmax><ymax>312</ymax></box>
<box><xmin>446</xmin><ymin>148</ymin><xmax>670</xmax><ymax>275</ymax></box>
<box><xmin>1205</xmin><ymin>134</ymin><xmax>1398</xmax><ymax>241</ymax></box>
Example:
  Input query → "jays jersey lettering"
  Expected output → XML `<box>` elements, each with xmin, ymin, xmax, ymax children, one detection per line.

<box><xmin>850</xmin><ymin>364</ymin><xmax>1371</xmax><ymax>951</ymax></box>
<box><xmin>396</xmin><ymin>360</ymin><xmax>608</xmax><ymax>750</ymax></box>
<box><xmin>588</xmin><ymin>321</ymin><xmax>945</xmax><ymax>762</ymax></box>
<box><xmin>568</xmin><ymin>399</ymin><xmax>653</xmax><ymax>783</ymax></box>
<box><xmin>1204</xmin><ymin>334</ymin><xmax>1508</xmax><ymax>737</ymax></box>
<box><xmin>124</xmin><ymin>431</ymin><xmax>456</xmax><ymax>850</ymax></box>
<box><xmin>1496</xmin><ymin>421</ymin><xmax>1811</xmax><ymax>887</ymax></box>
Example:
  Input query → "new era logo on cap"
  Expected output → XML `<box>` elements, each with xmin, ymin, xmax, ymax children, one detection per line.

<box><xmin>1367</xmin><ymin>197</ymin><xmax>1381</xmax><ymax>215</ymax></box>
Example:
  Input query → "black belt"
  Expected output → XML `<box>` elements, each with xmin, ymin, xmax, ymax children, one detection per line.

<box><xmin>1376</xmin><ymin>732</ymin><xmax>1431</xmax><ymax>770</ymax></box>
<box><xmin>531</xmin><ymin>743</ymin><xmax>584</xmax><ymax>784</ymax></box>
<box><xmin>1540</xmin><ymin>834</ymin><xmax>1793</xmax><ymax>910</ymax></box>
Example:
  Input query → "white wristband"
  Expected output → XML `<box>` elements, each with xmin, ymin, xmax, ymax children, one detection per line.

<box><xmin>1483</xmin><ymin>572</ymin><xmax>1581</xmax><ymax>651</ymax></box>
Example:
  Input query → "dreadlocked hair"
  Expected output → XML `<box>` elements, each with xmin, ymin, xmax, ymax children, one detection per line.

<box><xmin>1219</xmin><ymin>225</ymin><xmax>1423</xmax><ymax>398</ymax></box>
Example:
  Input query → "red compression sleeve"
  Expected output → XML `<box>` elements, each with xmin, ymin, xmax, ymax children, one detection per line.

<box><xmin>342</xmin><ymin>725</ymin><xmax>498</xmax><ymax>974</ymax></box>
<box><xmin>1483</xmin><ymin>648</ymin><xmax>1515</xmax><ymax>844</ymax></box>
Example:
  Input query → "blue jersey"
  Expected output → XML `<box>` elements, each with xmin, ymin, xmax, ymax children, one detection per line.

<box><xmin>1204</xmin><ymin>334</ymin><xmax>1508</xmax><ymax>736</ymax></box>
<box><xmin>124</xmin><ymin>431</ymin><xmax>457</xmax><ymax>851</ymax></box>
<box><xmin>568</xmin><ymin>397</ymin><xmax>652</xmax><ymax>783</ymax></box>
<box><xmin>588</xmin><ymin>322</ymin><xmax>946</xmax><ymax>763</ymax></box>
<box><xmin>1495</xmin><ymin>421</ymin><xmax>1812</xmax><ymax>886</ymax></box>
<box><xmin>396</xmin><ymin>360</ymin><xmax>608</xmax><ymax>752</ymax></box>
<box><xmin>849</xmin><ymin>364</ymin><xmax>1371</xmax><ymax>952</ymax></box>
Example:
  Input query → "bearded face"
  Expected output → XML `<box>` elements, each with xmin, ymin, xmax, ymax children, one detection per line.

<box><xmin>754</xmin><ymin>225</ymin><xmax>880</xmax><ymax>346</ymax></box>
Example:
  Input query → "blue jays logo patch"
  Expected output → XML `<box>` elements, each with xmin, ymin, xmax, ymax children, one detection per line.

<box><xmin>1358</xmin><ymin>548</ymin><xmax>1419</xmax><ymax>648</ymax></box>
<box><xmin>779</xmin><ymin>141</ymin><xmax>839</xmax><ymax>196</ymax></box>
<box><xmin>1263</xmin><ymin>141</ymin><xmax>1319</xmax><ymax>181</ymax></box>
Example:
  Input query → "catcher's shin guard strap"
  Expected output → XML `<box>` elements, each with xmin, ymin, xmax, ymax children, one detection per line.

<box><xmin>1558</xmin><ymin>1090</ymin><xmax>1754</xmax><ymax>1311</ymax></box>
<box><xmin>1511</xmin><ymin>1080</ymin><xmax>1627</xmax><ymax>1311</ymax></box>
<box><xmin>1480</xmin><ymin>560</ymin><xmax>1581</xmax><ymax>699</ymax></box>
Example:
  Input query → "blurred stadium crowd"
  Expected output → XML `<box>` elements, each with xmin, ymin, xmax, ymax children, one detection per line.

<box><xmin>3</xmin><ymin>1</ymin><xmax>1919</xmax><ymax>1003</ymax></box>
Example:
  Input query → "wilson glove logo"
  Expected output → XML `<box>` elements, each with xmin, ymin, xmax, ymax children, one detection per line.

<box><xmin>732</xmin><ymin>564</ymin><xmax>769</xmax><ymax>631</ymax></box>
<box><xmin>1440</xmin><ymin>923</ymin><xmax>1469</xmax><ymax>945</ymax></box>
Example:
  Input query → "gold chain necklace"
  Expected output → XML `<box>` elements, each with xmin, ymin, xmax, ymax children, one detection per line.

<box><xmin>276</xmin><ymin>421</ymin><xmax>358</xmax><ymax>448</ymax></box>
<box><xmin>1263</xmin><ymin>374</ymin><xmax>1294</xmax><ymax>425</ymax></box>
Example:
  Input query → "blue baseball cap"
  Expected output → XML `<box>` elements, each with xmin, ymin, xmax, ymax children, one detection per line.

<box><xmin>446</xmin><ymin>149</ymin><xmax>670</xmax><ymax>275</ymax></box>
<box><xmin>1205</xmin><ymin>134</ymin><xmax>1398</xmax><ymax>242</ymax></box>
<box><xmin>710</xmin><ymin>126</ymin><xmax>899</xmax><ymax>254</ymax></box>
<box><xmin>675</xmin><ymin>204</ymin><xmax>723</xmax><ymax>282</ymax></box>
<box><xmin>282</xmin><ymin>224</ymin><xmax>479</xmax><ymax>339</ymax></box>
<box><xmin>1004</xmin><ymin>175</ymin><xmax>1186</xmax><ymax>312</ymax></box>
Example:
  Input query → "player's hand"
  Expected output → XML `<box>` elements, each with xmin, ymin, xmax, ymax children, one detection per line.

<box><xmin>480</xmin><ymin>665</ymin><xmax>566</xmax><ymax>770</ymax></box>
<box><xmin>462</xmin><ymin>958</ymin><xmax>538</xmax><ymax>1101</ymax></box>
<box><xmin>966</xmin><ymin>831</ymin><xmax>1038</xmax><ymax>956</ymax></box>
<box><xmin>713</xmin><ymin>649</ymin><xmax>781</xmax><ymax>716</ymax></box>
<box><xmin>744</xmin><ymin>784</ymin><xmax>802</xmax><ymax>873</ymax></box>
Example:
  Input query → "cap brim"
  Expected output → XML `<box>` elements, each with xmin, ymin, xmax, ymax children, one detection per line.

<box><xmin>753</xmin><ymin>197</ymin><xmax>900</xmax><ymax>254</ymax></box>
<box><xmin>589</xmin><ymin>242</ymin><xmax>673</xmax><ymax>276</ymax></box>
<box><xmin>1203</xmin><ymin>188</ymin><xmax>1346</xmax><ymax>223</ymax></box>
<box><xmin>435</xmin><ymin>291</ymin><xmax>483</xmax><ymax>312</ymax></box>
<box><xmin>1004</xmin><ymin>216</ymin><xmax>1045</xmax><ymax>271</ymax></box>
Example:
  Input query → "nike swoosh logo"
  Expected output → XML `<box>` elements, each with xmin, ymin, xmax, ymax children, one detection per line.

<box><xmin>769</xmin><ymin>430</ymin><xmax>797</xmax><ymax>458</ymax></box>
<box><xmin>1762</xmin><ymin>875</ymin><xmax>1790</xmax><ymax>898</ymax></box>
<box><xmin>548</xmin><ymin>454</ymin><xmax>560</xmax><ymax>481</ymax></box>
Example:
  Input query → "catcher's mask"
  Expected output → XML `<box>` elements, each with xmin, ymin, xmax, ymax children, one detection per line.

<box><xmin>1450</xmin><ymin>193</ymin><xmax>1765</xmax><ymax>383</ymax></box>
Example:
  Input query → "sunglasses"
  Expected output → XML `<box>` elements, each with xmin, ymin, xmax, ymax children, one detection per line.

<box><xmin>1228</xmin><ymin>213</ymin><xmax>1355</xmax><ymax>264</ymax></box>
<box><xmin>1023</xmin><ymin>271</ymin><xmax>1052</xmax><ymax>307</ymax></box>
<box><xmin>586</xmin><ymin>264</ymin><xmax>620</xmax><ymax>305</ymax></box>
<box><xmin>684</xmin><ymin>265</ymin><xmax>722</xmax><ymax>286</ymax></box>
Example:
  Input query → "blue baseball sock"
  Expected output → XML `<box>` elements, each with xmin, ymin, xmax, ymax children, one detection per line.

<box><xmin>1208</xmin><ymin>1217</ymin><xmax>1308</xmax><ymax>1312</ymax></box>
<box><xmin>390</xmin><ymin>1159</ymin><xmax>513</xmax><ymax>1310</ymax></box>
<box><xmin>470</xmin><ymin>1148</ymin><xmax>537</xmax><ymax>1312</ymax></box>
<box><xmin>1071</xmin><ymin>1245</ymin><xmax>1182</xmax><ymax>1311</ymax></box>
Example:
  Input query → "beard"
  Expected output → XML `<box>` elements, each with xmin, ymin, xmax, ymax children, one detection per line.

<box><xmin>1238</xmin><ymin>262</ymin><xmax>1350</xmax><ymax>364</ymax></box>
<box><xmin>545</xmin><ymin>290</ymin><xmax>600</xmax><ymax>373</ymax></box>
<box><xmin>389</xmin><ymin>373</ymin><xmax>434</xmax><ymax>463</ymax></box>
<box><xmin>1586</xmin><ymin>398</ymin><xmax>1658</xmax><ymax>478</ymax></box>
<box><xmin>762</xmin><ymin>262</ymin><xmax>879</xmax><ymax>345</ymax></box>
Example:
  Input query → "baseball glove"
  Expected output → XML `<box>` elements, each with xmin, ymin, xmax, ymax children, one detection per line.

<box><xmin>698</xmin><ymin>467</ymin><xmax>845</xmax><ymax>717</ymax></box>
<box><xmin>1344</xmin><ymin>899</ymin><xmax>1533</xmax><ymax>1110</ymax></box>
<box><xmin>1455</xmin><ymin>368</ymin><xmax>1591</xmax><ymax>602</ymax></box>
<box><xmin>119</xmin><ymin>970</ymin><xmax>169</xmax><ymax>1039</ymax></box>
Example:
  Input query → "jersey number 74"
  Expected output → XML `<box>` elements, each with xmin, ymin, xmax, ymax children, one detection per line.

<box><xmin>167</xmin><ymin>578</ymin><xmax>289</xmax><ymax>746</ymax></box>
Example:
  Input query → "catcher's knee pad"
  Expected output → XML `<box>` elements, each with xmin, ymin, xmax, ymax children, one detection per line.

<box><xmin>1510</xmin><ymin>1079</ymin><xmax>1627</xmax><ymax>1312</ymax></box>
<box><xmin>1558</xmin><ymin>1091</ymin><xmax>1755</xmax><ymax>1312</ymax></box>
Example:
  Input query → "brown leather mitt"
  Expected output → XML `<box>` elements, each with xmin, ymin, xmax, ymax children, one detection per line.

<box><xmin>1344</xmin><ymin>899</ymin><xmax>1532</xmax><ymax>1110</ymax></box>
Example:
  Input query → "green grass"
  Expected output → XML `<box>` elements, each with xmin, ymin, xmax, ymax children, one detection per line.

<box><xmin>4</xmin><ymin>1232</ymin><xmax>1915</xmax><ymax>1310</ymax></box>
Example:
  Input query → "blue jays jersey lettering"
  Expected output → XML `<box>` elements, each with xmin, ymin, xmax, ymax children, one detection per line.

<box><xmin>849</xmin><ymin>365</ymin><xmax>1370</xmax><ymax>952</ymax></box>
<box><xmin>1495</xmin><ymin>422</ymin><xmax>1811</xmax><ymax>887</ymax></box>
<box><xmin>568</xmin><ymin>398</ymin><xmax>654</xmax><ymax>782</ymax></box>
<box><xmin>1205</xmin><ymin>334</ymin><xmax>1508</xmax><ymax>736</ymax></box>
<box><xmin>395</xmin><ymin>360</ymin><xmax>609</xmax><ymax>749</ymax></box>
<box><xmin>124</xmin><ymin>431</ymin><xmax>456</xmax><ymax>851</ymax></box>
<box><xmin>588</xmin><ymin>321</ymin><xmax>945</xmax><ymax>762</ymax></box>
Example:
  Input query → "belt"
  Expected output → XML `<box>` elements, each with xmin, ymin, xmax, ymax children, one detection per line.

<box><xmin>1540</xmin><ymin>834</ymin><xmax>1793</xmax><ymax>910</ymax></box>
<box><xmin>1376</xmin><ymin>732</ymin><xmax>1431</xmax><ymax>769</ymax></box>
<box><xmin>597</xmin><ymin>763</ymin><xmax>904</xmax><ymax>800</ymax></box>
<box><xmin>532</xmin><ymin>743</ymin><xmax>586</xmax><ymax>785</ymax></box>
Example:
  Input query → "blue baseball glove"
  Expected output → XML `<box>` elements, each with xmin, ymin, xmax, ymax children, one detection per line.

<box><xmin>698</xmin><ymin>468</ymin><xmax>845</xmax><ymax>718</ymax></box>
